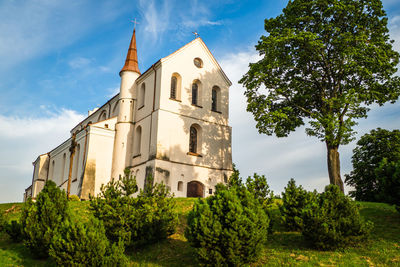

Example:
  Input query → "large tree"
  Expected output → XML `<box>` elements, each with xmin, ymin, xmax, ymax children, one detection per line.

<box><xmin>240</xmin><ymin>0</ymin><xmax>400</xmax><ymax>191</ymax></box>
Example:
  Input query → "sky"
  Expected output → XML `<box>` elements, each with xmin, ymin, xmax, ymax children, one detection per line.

<box><xmin>1</xmin><ymin>0</ymin><xmax>400</xmax><ymax>203</ymax></box>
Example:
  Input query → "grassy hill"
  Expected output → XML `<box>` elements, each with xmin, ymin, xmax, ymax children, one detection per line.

<box><xmin>1</xmin><ymin>199</ymin><xmax>399</xmax><ymax>266</ymax></box>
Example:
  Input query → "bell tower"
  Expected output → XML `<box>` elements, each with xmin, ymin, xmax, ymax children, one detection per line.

<box><xmin>111</xmin><ymin>27</ymin><xmax>140</xmax><ymax>179</ymax></box>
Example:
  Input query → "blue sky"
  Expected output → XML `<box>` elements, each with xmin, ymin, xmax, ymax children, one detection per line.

<box><xmin>1</xmin><ymin>0</ymin><xmax>400</xmax><ymax>203</ymax></box>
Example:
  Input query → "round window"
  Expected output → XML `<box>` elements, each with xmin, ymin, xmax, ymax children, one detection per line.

<box><xmin>193</xmin><ymin>57</ymin><xmax>203</xmax><ymax>68</ymax></box>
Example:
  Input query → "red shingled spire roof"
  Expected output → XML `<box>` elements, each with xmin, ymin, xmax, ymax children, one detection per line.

<box><xmin>120</xmin><ymin>28</ymin><xmax>140</xmax><ymax>75</ymax></box>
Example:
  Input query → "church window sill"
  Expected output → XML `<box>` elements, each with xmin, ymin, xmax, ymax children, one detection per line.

<box><xmin>72</xmin><ymin>178</ymin><xmax>77</xmax><ymax>182</ymax></box>
<box><xmin>211</xmin><ymin>110</ymin><xmax>222</xmax><ymax>114</ymax></box>
<box><xmin>191</xmin><ymin>104</ymin><xmax>203</xmax><ymax>108</ymax></box>
<box><xmin>169</xmin><ymin>98</ymin><xmax>182</xmax><ymax>102</ymax></box>
<box><xmin>138</xmin><ymin>105</ymin><xmax>144</xmax><ymax>110</ymax></box>
<box><xmin>187</xmin><ymin>152</ymin><xmax>202</xmax><ymax>157</ymax></box>
<box><xmin>133</xmin><ymin>153</ymin><xmax>141</xmax><ymax>159</ymax></box>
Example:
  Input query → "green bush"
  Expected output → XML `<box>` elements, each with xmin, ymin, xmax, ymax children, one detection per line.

<box><xmin>68</xmin><ymin>195</ymin><xmax>80</xmax><ymax>201</ymax></box>
<box><xmin>90</xmin><ymin>170</ymin><xmax>177</xmax><ymax>248</ymax></box>
<box><xmin>23</xmin><ymin>180</ymin><xmax>70</xmax><ymax>258</ymax></box>
<box><xmin>302</xmin><ymin>185</ymin><xmax>373</xmax><ymax>250</ymax></box>
<box><xmin>280</xmin><ymin>178</ymin><xmax>316</xmax><ymax>231</ymax></box>
<box><xmin>5</xmin><ymin>220</ymin><xmax>24</xmax><ymax>243</ymax></box>
<box><xmin>0</xmin><ymin>211</ymin><xmax>5</xmax><ymax>233</ymax></box>
<box><xmin>185</xmin><ymin>185</ymin><xmax>270</xmax><ymax>266</ymax></box>
<box><xmin>49</xmin><ymin>217</ymin><xmax>127</xmax><ymax>266</ymax></box>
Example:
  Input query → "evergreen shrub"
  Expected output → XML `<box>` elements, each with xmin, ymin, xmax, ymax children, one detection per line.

<box><xmin>185</xmin><ymin>185</ymin><xmax>270</xmax><ymax>266</ymax></box>
<box><xmin>280</xmin><ymin>178</ymin><xmax>316</xmax><ymax>231</ymax></box>
<box><xmin>302</xmin><ymin>185</ymin><xmax>374</xmax><ymax>250</ymax></box>
<box><xmin>90</xmin><ymin>170</ymin><xmax>177</xmax><ymax>248</ymax></box>
<box><xmin>0</xmin><ymin>211</ymin><xmax>5</xmax><ymax>233</ymax></box>
<box><xmin>49</xmin><ymin>217</ymin><xmax>127</xmax><ymax>266</ymax></box>
<box><xmin>23</xmin><ymin>180</ymin><xmax>69</xmax><ymax>258</ymax></box>
<box><xmin>5</xmin><ymin>220</ymin><xmax>24</xmax><ymax>242</ymax></box>
<box><xmin>68</xmin><ymin>195</ymin><xmax>80</xmax><ymax>201</ymax></box>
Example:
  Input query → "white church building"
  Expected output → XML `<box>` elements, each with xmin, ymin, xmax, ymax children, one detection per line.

<box><xmin>25</xmin><ymin>28</ymin><xmax>233</xmax><ymax>200</ymax></box>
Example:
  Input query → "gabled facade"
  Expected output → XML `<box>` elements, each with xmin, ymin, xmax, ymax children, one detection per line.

<box><xmin>25</xmin><ymin>29</ymin><xmax>232</xmax><ymax>200</ymax></box>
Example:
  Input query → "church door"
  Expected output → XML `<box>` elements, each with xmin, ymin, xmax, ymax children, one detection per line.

<box><xmin>187</xmin><ymin>181</ymin><xmax>204</xmax><ymax>197</ymax></box>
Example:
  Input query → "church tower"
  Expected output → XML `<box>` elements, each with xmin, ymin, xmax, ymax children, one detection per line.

<box><xmin>111</xmin><ymin>27</ymin><xmax>141</xmax><ymax>179</ymax></box>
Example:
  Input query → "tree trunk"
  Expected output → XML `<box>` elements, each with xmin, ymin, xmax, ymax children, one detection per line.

<box><xmin>326</xmin><ymin>143</ymin><xmax>344</xmax><ymax>192</ymax></box>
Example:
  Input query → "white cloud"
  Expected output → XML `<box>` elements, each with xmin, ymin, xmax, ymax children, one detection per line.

<box><xmin>139</xmin><ymin>0</ymin><xmax>171</xmax><ymax>41</ymax></box>
<box><xmin>389</xmin><ymin>15</ymin><xmax>400</xmax><ymax>54</ymax></box>
<box><xmin>0</xmin><ymin>1</ymin><xmax>124</xmax><ymax>72</ymax></box>
<box><xmin>0</xmin><ymin>108</ymin><xmax>85</xmax><ymax>203</ymax></box>
<box><xmin>68</xmin><ymin>57</ymin><xmax>92</xmax><ymax>69</ymax></box>
<box><xmin>107</xmin><ymin>85</ymin><xmax>120</xmax><ymax>98</ymax></box>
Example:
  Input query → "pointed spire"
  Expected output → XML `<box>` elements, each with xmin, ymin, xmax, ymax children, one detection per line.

<box><xmin>120</xmin><ymin>28</ymin><xmax>140</xmax><ymax>76</ymax></box>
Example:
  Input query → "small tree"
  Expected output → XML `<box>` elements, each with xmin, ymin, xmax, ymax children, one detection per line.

<box><xmin>24</xmin><ymin>180</ymin><xmax>69</xmax><ymax>258</ymax></box>
<box><xmin>185</xmin><ymin>185</ymin><xmax>269</xmax><ymax>266</ymax></box>
<box><xmin>280</xmin><ymin>179</ymin><xmax>316</xmax><ymax>231</ymax></box>
<box><xmin>49</xmin><ymin>217</ymin><xmax>127</xmax><ymax>266</ymax></box>
<box><xmin>246</xmin><ymin>173</ymin><xmax>274</xmax><ymax>206</ymax></box>
<box><xmin>240</xmin><ymin>0</ymin><xmax>400</xmax><ymax>191</ymax></box>
<box><xmin>302</xmin><ymin>185</ymin><xmax>373</xmax><ymax>250</ymax></box>
<box><xmin>345</xmin><ymin>128</ymin><xmax>400</xmax><ymax>201</ymax></box>
<box><xmin>90</xmin><ymin>170</ymin><xmax>177</xmax><ymax>248</ymax></box>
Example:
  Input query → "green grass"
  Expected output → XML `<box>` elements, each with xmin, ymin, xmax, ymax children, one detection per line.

<box><xmin>0</xmin><ymin>199</ymin><xmax>399</xmax><ymax>266</ymax></box>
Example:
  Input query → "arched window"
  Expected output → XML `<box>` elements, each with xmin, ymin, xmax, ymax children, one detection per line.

<box><xmin>73</xmin><ymin>144</ymin><xmax>80</xmax><ymax>180</ymax></box>
<box><xmin>177</xmin><ymin>181</ymin><xmax>183</xmax><ymax>191</ymax></box>
<box><xmin>211</xmin><ymin>86</ymin><xmax>221</xmax><ymax>112</ymax></box>
<box><xmin>192</xmin><ymin>82</ymin><xmax>199</xmax><ymax>105</ymax></box>
<box><xmin>134</xmin><ymin>126</ymin><xmax>142</xmax><ymax>155</ymax></box>
<box><xmin>170</xmin><ymin>76</ymin><xmax>177</xmax><ymax>99</ymax></box>
<box><xmin>170</xmin><ymin>73</ymin><xmax>182</xmax><ymax>100</ymax></box>
<box><xmin>98</xmin><ymin>111</ymin><xmax>107</xmax><ymax>122</ymax></box>
<box><xmin>189</xmin><ymin>126</ymin><xmax>198</xmax><ymax>153</ymax></box>
<box><xmin>139</xmin><ymin>83</ymin><xmax>145</xmax><ymax>108</ymax></box>
<box><xmin>112</xmin><ymin>102</ymin><xmax>119</xmax><ymax>117</ymax></box>
<box><xmin>61</xmin><ymin>153</ymin><xmax>66</xmax><ymax>182</ymax></box>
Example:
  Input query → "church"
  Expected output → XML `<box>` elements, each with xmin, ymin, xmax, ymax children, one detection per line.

<box><xmin>24</xmin><ymin>27</ymin><xmax>233</xmax><ymax>200</ymax></box>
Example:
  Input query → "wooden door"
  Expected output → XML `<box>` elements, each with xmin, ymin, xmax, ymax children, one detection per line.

<box><xmin>187</xmin><ymin>181</ymin><xmax>204</xmax><ymax>197</ymax></box>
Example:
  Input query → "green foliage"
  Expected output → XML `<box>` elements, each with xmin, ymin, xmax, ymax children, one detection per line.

<box><xmin>280</xmin><ymin>179</ymin><xmax>317</xmax><ymax>231</ymax></box>
<box><xmin>246</xmin><ymin>173</ymin><xmax>274</xmax><ymax>206</ymax></box>
<box><xmin>0</xmin><ymin>211</ymin><xmax>5</xmax><ymax>233</ymax></box>
<box><xmin>132</xmin><ymin>175</ymin><xmax>177</xmax><ymax>247</ymax></box>
<box><xmin>345</xmin><ymin>128</ymin><xmax>400</xmax><ymax>202</ymax></box>
<box><xmin>90</xmin><ymin>171</ymin><xmax>177</xmax><ymax>248</ymax></box>
<box><xmin>185</xmin><ymin>185</ymin><xmax>270</xmax><ymax>266</ymax></box>
<box><xmin>302</xmin><ymin>185</ymin><xmax>373</xmax><ymax>250</ymax></box>
<box><xmin>374</xmin><ymin>158</ymin><xmax>400</xmax><ymax>212</ymax></box>
<box><xmin>68</xmin><ymin>195</ymin><xmax>80</xmax><ymax>201</ymax></box>
<box><xmin>5</xmin><ymin>220</ymin><xmax>24</xmax><ymax>243</ymax></box>
<box><xmin>49</xmin><ymin>217</ymin><xmax>128</xmax><ymax>266</ymax></box>
<box><xmin>239</xmin><ymin>0</ymin><xmax>400</xmax><ymax>188</ymax></box>
<box><xmin>23</xmin><ymin>180</ymin><xmax>69</xmax><ymax>258</ymax></box>
<box><xmin>227</xmin><ymin>163</ymin><xmax>243</xmax><ymax>188</ymax></box>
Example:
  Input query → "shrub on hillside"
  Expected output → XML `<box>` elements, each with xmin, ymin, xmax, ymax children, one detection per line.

<box><xmin>23</xmin><ymin>180</ymin><xmax>69</xmax><ymax>258</ymax></box>
<box><xmin>302</xmin><ymin>185</ymin><xmax>373</xmax><ymax>250</ymax></box>
<box><xmin>185</xmin><ymin>185</ymin><xmax>270</xmax><ymax>266</ymax></box>
<box><xmin>5</xmin><ymin>220</ymin><xmax>24</xmax><ymax>242</ymax></box>
<box><xmin>0</xmin><ymin>211</ymin><xmax>5</xmax><ymax>233</ymax></box>
<box><xmin>68</xmin><ymin>195</ymin><xmax>80</xmax><ymax>201</ymax></box>
<box><xmin>49</xmin><ymin>217</ymin><xmax>127</xmax><ymax>266</ymax></box>
<box><xmin>246</xmin><ymin>173</ymin><xmax>274</xmax><ymax>206</ymax></box>
<box><xmin>90</xmin><ymin>170</ymin><xmax>177</xmax><ymax>248</ymax></box>
<box><xmin>280</xmin><ymin>178</ymin><xmax>317</xmax><ymax>231</ymax></box>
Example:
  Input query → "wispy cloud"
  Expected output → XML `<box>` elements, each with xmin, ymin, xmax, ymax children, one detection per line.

<box><xmin>0</xmin><ymin>108</ymin><xmax>85</xmax><ymax>203</ymax></box>
<box><xmin>0</xmin><ymin>1</ymin><xmax>125</xmax><ymax>73</ymax></box>
<box><xmin>389</xmin><ymin>15</ymin><xmax>400</xmax><ymax>54</ymax></box>
<box><xmin>68</xmin><ymin>57</ymin><xmax>92</xmax><ymax>69</ymax></box>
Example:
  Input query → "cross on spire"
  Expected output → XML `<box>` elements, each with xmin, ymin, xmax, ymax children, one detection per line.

<box><xmin>130</xmin><ymin>18</ymin><xmax>139</xmax><ymax>30</ymax></box>
<box><xmin>192</xmin><ymin>31</ymin><xmax>199</xmax><ymax>39</ymax></box>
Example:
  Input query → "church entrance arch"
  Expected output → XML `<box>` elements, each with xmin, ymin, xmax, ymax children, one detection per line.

<box><xmin>187</xmin><ymin>181</ymin><xmax>204</xmax><ymax>197</ymax></box>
